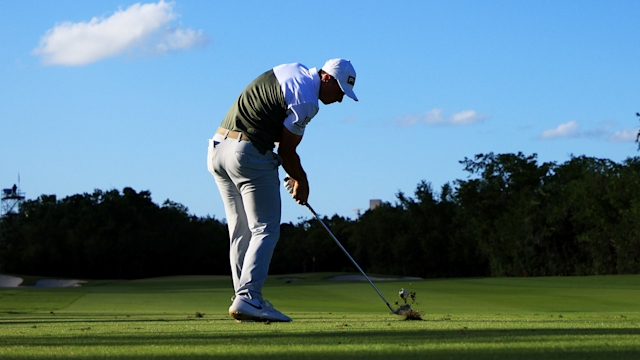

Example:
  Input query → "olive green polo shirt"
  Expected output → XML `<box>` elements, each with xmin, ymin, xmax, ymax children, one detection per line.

<box><xmin>220</xmin><ymin>70</ymin><xmax>287</xmax><ymax>155</ymax></box>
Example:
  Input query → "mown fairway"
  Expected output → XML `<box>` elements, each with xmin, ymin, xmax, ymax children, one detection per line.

<box><xmin>1</xmin><ymin>273</ymin><xmax>639</xmax><ymax>359</ymax></box>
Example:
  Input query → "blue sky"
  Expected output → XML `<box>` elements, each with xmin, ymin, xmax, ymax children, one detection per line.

<box><xmin>1</xmin><ymin>0</ymin><xmax>639</xmax><ymax>223</ymax></box>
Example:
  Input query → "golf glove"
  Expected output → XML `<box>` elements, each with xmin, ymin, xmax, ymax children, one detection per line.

<box><xmin>283</xmin><ymin>175</ymin><xmax>295</xmax><ymax>198</ymax></box>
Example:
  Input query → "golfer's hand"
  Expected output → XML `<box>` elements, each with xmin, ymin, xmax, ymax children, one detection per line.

<box><xmin>294</xmin><ymin>180</ymin><xmax>309</xmax><ymax>205</ymax></box>
<box><xmin>284</xmin><ymin>176</ymin><xmax>308</xmax><ymax>205</ymax></box>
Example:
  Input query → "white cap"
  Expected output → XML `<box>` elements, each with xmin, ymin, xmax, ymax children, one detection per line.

<box><xmin>321</xmin><ymin>59</ymin><xmax>358</xmax><ymax>101</ymax></box>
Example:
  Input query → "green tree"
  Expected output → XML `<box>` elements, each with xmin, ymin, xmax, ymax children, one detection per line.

<box><xmin>455</xmin><ymin>153</ymin><xmax>554</xmax><ymax>276</ymax></box>
<box><xmin>0</xmin><ymin>188</ymin><xmax>228</xmax><ymax>279</ymax></box>
<box><xmin>606</xmin><ymin>157</ymin><xmax>640</xmax><ymax>273</ymax></box>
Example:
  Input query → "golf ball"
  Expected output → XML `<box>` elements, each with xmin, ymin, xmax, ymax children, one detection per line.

<box><xmin>399</xmin><ymin>288</ymin><xmax>408</xmax><ymax>297</ymax></box>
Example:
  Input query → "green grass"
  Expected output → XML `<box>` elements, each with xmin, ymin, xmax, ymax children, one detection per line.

<box><xmin>1</xmin><ymin>273</ymin><xmax>639</xmax><ymax>359</ymax></box>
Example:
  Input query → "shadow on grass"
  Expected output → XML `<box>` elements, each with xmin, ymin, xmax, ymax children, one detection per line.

<box><xmin>3</xmin><ymin>328</ymin><xmax>640</xmax><ymax>344</ymax></box>
<box><xmin>0</xmin><ymin>312</ymin><xmax>629</xmax><ymax>327</ymax></box>
<box><xmin>0</xmin><ymin>312</ymin><xmax>632</xmax><ymax>332</ymax></box>
<box><xmin>0</xmin><ymin>326</ymin><xmax>638</xmax><ymax>359</ymax></box>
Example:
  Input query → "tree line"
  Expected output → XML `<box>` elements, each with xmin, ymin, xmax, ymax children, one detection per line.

<box><xmin>1</xmin><ymin>153</ymin><xmax>639</xmax><ymax>279</ymax></box>
<box><xmin>0</xmin><ymin>188</ymin><xmax>229</xmax><ymax>279</ymax></box>
<box><xmin>277</xmin><ymin>153</ymin><xmax>640</xmax><ymax>278</ymax></box>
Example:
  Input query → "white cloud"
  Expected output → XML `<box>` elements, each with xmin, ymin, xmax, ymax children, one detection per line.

<box><xmin>538</xmin><ymin>120</ymin><xmax>638</xmax><ymax>143</ymax></box>
<box><xmin>449</xmin><ymin>110</ymin><xmax>486</xmax><ymax>125</ymax></box>
<box><xmin>609</xmin><ymin>128</ymin><xmax>638</xmax><ymax>143</ymax></box>
<box><xmin>33</xmin><ymin>1</ymin><xmax>208</xmax><ymax>66</ymax></box>
<box><xmin>538</xmin><ymin>121</ymin><xmax>579</xmax><ymax>139</ymax></box>
<box><xmin>154</xmin><ymin>27</ymin><xmax>208</xmax><ymax>54</ymax></box>
<box><xmin>392</xmin><ymin>109</ymin><xmax>488</xmax><ymax>127</ymax></box>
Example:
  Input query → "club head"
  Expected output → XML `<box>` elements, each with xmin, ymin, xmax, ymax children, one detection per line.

<box><xmin>392</xmin><ymin>304</ymin><xmax>412</xmax><ymax>315</ymax></box>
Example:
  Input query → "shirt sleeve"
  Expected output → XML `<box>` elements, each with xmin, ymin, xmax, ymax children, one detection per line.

<box><xmin>282</xmin><ymin>102</ymin><xmax>319</xmax><ymax>136</ymax></box>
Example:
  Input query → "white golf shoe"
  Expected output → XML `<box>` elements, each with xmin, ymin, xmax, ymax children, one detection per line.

<box><xmin>229</xmin><ymin>296</ymin><xmax>292</xmax><ymax>322</ymax></box>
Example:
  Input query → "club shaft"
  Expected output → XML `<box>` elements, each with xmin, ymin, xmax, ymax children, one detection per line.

<box><xmin>306</xmin><ymin>204</ymin><xmax>396</xmax><ymax>313</ymax></box>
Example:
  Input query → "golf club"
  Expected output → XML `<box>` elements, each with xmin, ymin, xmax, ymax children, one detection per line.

<box><xmin>305</xmin><ymin>203</ymin><xmax>411</xmax><ymax>315</ymax></box>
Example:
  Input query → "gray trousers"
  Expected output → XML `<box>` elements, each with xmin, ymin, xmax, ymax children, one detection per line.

<box><xmin>207</xmin><ymin>132</ymin><xmax>282</xmax><ymax>300</ymax></box>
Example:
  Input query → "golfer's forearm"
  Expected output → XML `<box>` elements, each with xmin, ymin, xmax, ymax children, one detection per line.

<box><xmin>278</xmin><ymin>126</ymin><xmax>307</xmax><ymax>186</ymax></box>
<box><xmin>280</xmin><ymin>151</ymin><xmax>307</xmax><ymax>185</ymax></box>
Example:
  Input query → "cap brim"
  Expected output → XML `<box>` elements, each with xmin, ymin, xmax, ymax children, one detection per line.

<box><xmin>337</xmin><ymin>81</ymin><xmax>358</xmax><ymax>101</ymax></box>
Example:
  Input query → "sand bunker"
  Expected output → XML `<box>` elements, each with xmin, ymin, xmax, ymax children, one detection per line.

<box><xmin>0</xmin><ymin>275</ymin><xmax>23</xmax><ymax>287</ymax></box>
<box><xmin>33</xmin><ymin>279</ymin><xmax>87</xmax><ymax>287</ymax></box>
<box><xmin>327</xmin><ymin>275</ymin><xmax>422</xmax><ymax>281</ymax></box>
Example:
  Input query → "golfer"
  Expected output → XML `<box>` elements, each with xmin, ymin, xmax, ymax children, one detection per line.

<box><xmin>207</xmin><ymin>59</ymin><xmax>358</xmax><ymax>322</ymax></box>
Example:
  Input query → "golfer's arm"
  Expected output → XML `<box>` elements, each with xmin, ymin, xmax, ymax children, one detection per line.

<box><xmin>278</xmin><ymin>127</ymin><xmax>307</xmax><ymax>186</ymax></box>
